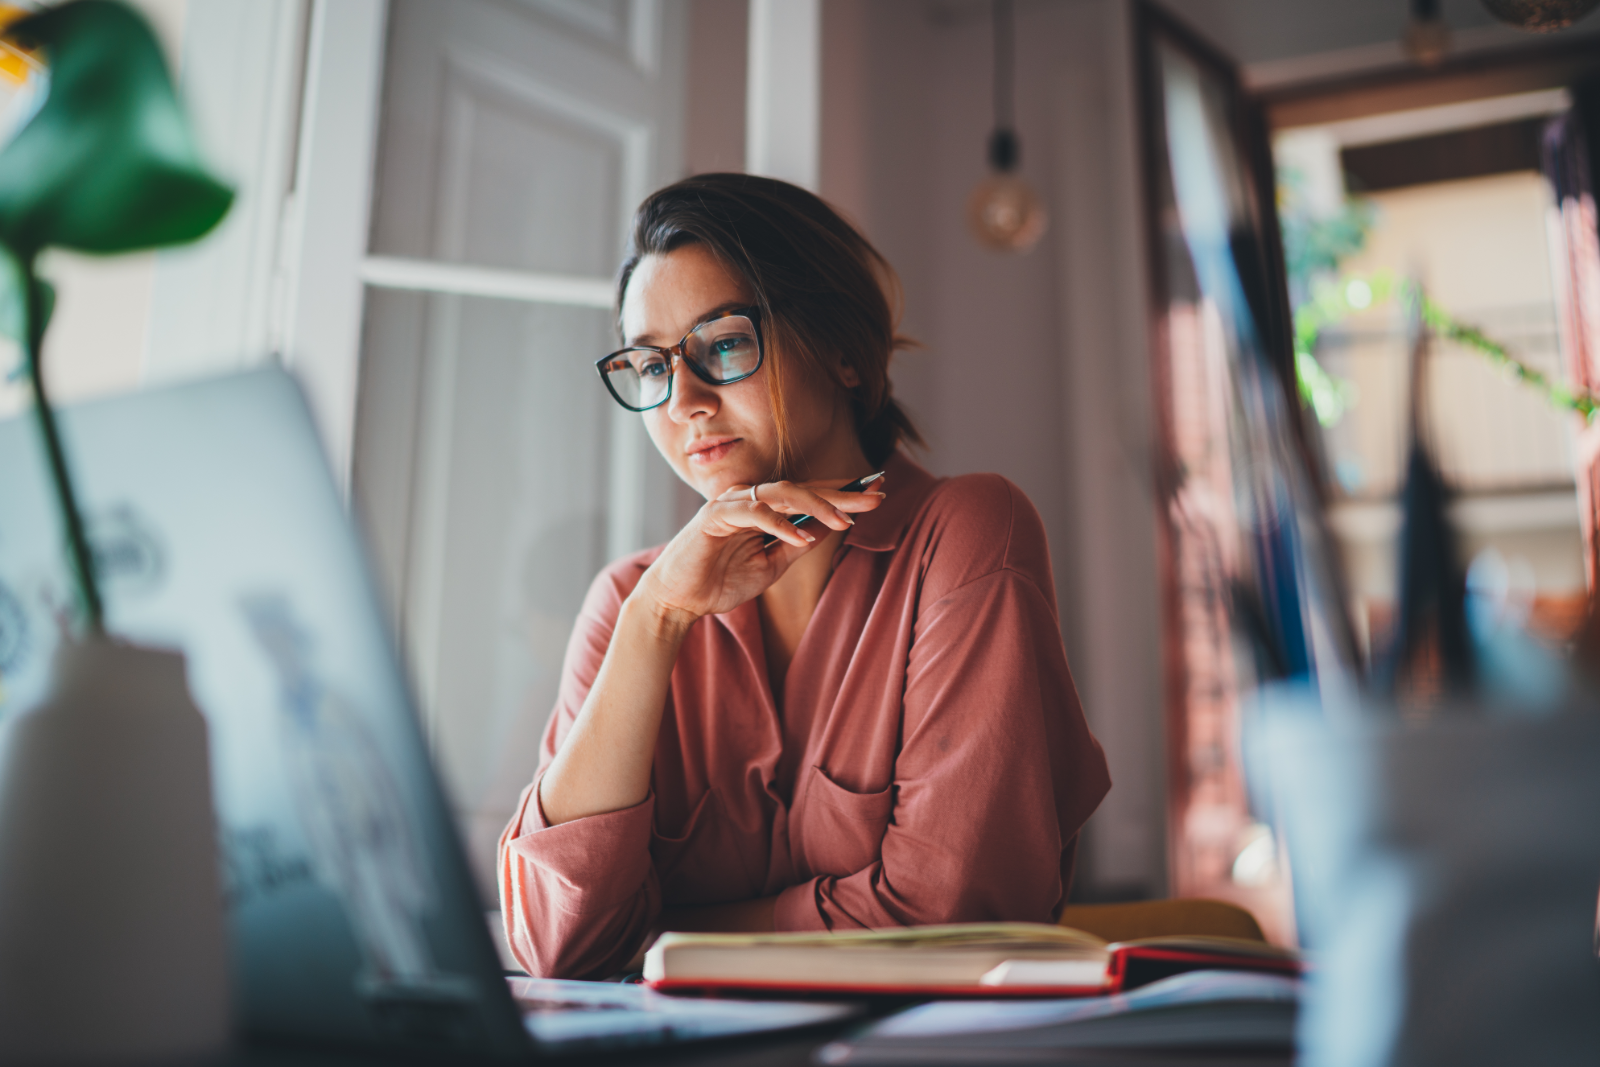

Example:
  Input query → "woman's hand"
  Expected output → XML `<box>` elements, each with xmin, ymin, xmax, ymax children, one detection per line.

<box><xmin>634</xmin><ymin>478</ymin><xmax>886</xmax><ymax>625</ymax></box>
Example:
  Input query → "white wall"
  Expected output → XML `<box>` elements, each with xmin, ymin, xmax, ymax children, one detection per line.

<box><xmin>820</xmin><ymin>0</ymin><xmax>1166</xmax><ymax>900</ymax></box>
<box><xmin>685</xmin><ymin>0</ymin><xmax>746</xmax><ymax>176</ymax></box>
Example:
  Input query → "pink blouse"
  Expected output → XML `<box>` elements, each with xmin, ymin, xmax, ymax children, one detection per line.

<box><xmin>499</xmin><ymin>452</ymin><xmax>1111</xmax><ymax>979</ymax></box>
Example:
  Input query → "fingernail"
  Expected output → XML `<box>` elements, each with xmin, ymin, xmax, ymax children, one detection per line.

<box><xmin>801</xmin><ymin>530</ymin><xmax>817</xmax><ymax>542</ymax></box>
<box><xmin>843</xmin><ymin>514</ymin><xmax>855</xmax><ymax>525</ymax></box>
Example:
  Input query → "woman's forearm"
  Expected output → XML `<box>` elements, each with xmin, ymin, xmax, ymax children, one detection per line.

<box><xmin>537</xmin><ymin>592</ymin><xmax>696</xmax><ymax>825</ymax></box>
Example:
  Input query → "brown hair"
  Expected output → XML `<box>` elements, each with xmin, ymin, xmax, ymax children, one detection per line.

<box><xmin>616</xmin><ymin>173</ymin><xmax>922</xmax><ymax>475</ymax></box>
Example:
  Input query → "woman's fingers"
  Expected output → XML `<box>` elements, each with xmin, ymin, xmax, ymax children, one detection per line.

<box><xmin>808</xmin><ymin>488</ymin><xmax>887</xmax><ymax>513</ymax></box>
<box><xmin>799</xmin><ymin>474</ymin><xmax>889</xmax><ymax>517</ymax></box>
<box><xmin>733</xmin><ymin>480</ymin><xmax>881</xmax><ymax>531</ymax></box>
<box><xmin>708</xmin><ymin>498</ymin><xmax>817</xmax><ymax>547</ymax></box>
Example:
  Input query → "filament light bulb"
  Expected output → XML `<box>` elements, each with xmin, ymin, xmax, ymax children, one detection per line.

<box><xmin>967</xmin><ymin>127</ymin><xmax>1047</xmax><ymax>253</ymax></box>
<box><xmin>967</xmin><ymin>172</ymin><xmax>1047</xmax><ymax>253</ymax></box>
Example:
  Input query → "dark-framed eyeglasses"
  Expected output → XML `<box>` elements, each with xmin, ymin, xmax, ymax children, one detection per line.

<box><xmin>596</xmin><ymin>306</ymin><xmax>764</xmax><ymax>412</ymax></box>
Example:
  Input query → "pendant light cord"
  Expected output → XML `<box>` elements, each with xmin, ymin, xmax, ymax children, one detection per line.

<box><xmin>989</xmin><ymin>0</ymin><xmax>1019</xmax><ymax>171</ymax></box>
<box><xmin>993</xmin><ymin>0</ymin><xmax>1013</xmax><ymax>131</ymax></box>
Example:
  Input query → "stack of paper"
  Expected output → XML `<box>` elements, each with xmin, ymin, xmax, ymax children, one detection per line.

<box><xmin>815</xmin><ymin>970</ymin><xmax>1300</xmax><ymax>1064</ymax></box>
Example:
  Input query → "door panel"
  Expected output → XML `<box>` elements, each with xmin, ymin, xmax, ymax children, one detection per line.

<box><xmin>354</xmin><ymin>0</ymin><xmax>685</xmax><ymax>896</ymax></box>
<box><xmin>441</xmin><ymin>69</ymin><xmax>628</xmax><ymax>277</ymax></box>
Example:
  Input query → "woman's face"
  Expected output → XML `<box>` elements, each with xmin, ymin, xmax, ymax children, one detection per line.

<box><xmin>620</xmin><ymin>243</ymin><xmax>861</xmax><ymax>500</ymax></box>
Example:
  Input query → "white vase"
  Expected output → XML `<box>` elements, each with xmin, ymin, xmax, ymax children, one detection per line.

<box><xmin>0</xmin><ymin>637</ymin><xmax>231</xmax><ymax>1064</ymax></box>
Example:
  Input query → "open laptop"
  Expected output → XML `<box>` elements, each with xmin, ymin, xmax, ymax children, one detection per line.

<box><xmin>0</xmin><ymin>367</ymin><xmax>852</xmax><ymax>1057</ymax></box>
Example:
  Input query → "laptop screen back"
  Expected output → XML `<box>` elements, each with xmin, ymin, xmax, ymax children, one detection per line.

<box><xmin>0</xmin><ymin>368</ymin><xmax>529</xmax><ymax>1056</ymax></box>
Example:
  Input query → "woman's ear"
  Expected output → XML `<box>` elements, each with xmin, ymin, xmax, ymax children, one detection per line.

<box><xmin>838</xmin><ymin>358</ymin><xmax>861</xmax><ymax>389</ymax></box>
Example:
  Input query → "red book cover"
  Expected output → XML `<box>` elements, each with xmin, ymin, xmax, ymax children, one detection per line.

<box><xmin>1106</xmin><ymin>944</ymin><xmax>1303</xmax><ymax>993</ymax></box>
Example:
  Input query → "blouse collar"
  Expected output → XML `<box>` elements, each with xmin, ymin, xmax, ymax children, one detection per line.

<box><xmin>841</xmin><ymin>450</ymin><xmax>939</xmax><ymax>553</ymax></box>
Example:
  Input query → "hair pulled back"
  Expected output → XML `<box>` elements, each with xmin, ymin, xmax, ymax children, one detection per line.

<box><xmin>616</xmin><ymin>173</ymin><xmax>922</xmax><ymax>474</ymax></box>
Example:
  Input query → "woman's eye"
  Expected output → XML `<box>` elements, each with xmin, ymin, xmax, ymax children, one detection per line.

<box><xmin>638</xmin><ymin>358</ymin><xmax>669</xmax><ymax>378</ymax></box>
<box><xmin>712</xmin><ymin>336</ymin><xmax>753</xmax><ymax>359</ymax></box>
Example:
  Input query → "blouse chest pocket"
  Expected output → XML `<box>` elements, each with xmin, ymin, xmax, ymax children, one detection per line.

<box><xmin>794</xmin><ymin>765</ymin><xmax>895</xmax><ymax>878</ymax></box>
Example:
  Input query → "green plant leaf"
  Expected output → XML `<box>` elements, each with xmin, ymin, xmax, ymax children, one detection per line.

<box><xmin>0</xmin><ymin>0</ymin><xmax>233</xmax><ymax>257</ymax></box>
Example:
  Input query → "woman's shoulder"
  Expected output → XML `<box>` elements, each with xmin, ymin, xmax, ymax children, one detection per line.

<box><xmin>923</xmin><ymin>469</ymin><xmax>1028</xmax><ymax>517</ymax></box>
<box><xmin>909</xmin><ymin>471</ymin><xmax>1054</xmax><ymax>602</ymax></box>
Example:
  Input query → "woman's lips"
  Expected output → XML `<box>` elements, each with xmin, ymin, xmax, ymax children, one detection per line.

<box><xmin>686</xmin><ymin>437</ymin><xmax>740</xmax><ymax>465</ymax></box>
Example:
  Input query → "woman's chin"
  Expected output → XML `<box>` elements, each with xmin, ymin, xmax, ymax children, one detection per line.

<box><xmin>687</xmin><ymin>468</ymin><xmax>761</xmax><ymax>502</ymax></box>
<box><xmin>695</xmin><ymin>475</ymin><xmax>741</xmax><ymax>501</ymax></box>
<box><xmin>670</xmin><ymin>463</ymin><xmax>727</xmax><ymax>501</ymax></box>
<box><xmin>682</xmin><ymin>456</ymin><xmax>771</xmax><ymax>500</ymax></box>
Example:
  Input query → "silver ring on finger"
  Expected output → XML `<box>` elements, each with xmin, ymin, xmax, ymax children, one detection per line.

<box><xmin>749</xmin><ymin>483</ymin><xmax>760</xmax><ymax>504</ymax></box>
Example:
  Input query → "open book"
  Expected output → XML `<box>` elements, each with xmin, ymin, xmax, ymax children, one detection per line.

<box><xmin>642</xmin><ymin>923</ymin><xmax>1299</xmax><ymax>996</ymax></box>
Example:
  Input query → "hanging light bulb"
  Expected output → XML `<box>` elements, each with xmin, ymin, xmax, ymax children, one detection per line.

<box><xmin>968</xmin><ymin>130</ymin><xmax>1046</xmax><ymax>254</ymax></box>
<box><xmin>967</xmin><ymin>0</ymin><xmax>1046</xmax><ymax>253</ymax></box>
<box><xmin>1403</xmin><ymin>0</ymin><xmax>1451</xmax><ymax>67</ymax></box>
<box><xmin>1479</xmin><ymin>0</ymin><xmax>1600</xmax><ymax>31</ymax></box>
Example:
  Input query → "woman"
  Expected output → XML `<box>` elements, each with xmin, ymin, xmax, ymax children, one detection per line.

<box><xmin>499</xmin><ymin>174</ymin><xmax>1110</xmax><ymax>980</ymax></box>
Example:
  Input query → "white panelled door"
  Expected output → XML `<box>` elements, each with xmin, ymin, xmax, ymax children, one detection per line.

<box><xmin>353</xmin><ymin>0</ymin><xmax>686</xmax><ymax>896</ymax></box>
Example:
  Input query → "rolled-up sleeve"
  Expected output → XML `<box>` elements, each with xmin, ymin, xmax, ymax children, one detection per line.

<box><xmin>497</xmin><ymin>560</ymin><xmax>662</xmax><ymax>979</ymax></box>
<box><xmin>499</xmin><ymin>773</ymin><xmax>659</xmax><ymax>978</ymax></box>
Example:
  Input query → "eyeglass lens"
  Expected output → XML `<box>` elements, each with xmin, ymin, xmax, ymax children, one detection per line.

<box><xmin>603</xmin><ymin>315</ymin><xmax>760</xmax><ymax>410</ymax></box>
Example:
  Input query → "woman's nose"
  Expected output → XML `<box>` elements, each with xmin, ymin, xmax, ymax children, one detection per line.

<box><xmin>665</xmin><ymin>357</ymin><xmax>717</xmax><ymax>422</ymax></box>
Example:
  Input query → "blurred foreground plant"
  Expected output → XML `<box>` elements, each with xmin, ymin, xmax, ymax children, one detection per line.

<box><xmin>0</xmin><ymin>0</ymin><xmax>231</xmax><ymax>632</ymax></box>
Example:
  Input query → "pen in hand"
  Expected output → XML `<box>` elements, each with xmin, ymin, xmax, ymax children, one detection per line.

<box><xmin>762</xmin><ymin>471</ymin><xmax>886</xmax><ymax>548</ymax></box>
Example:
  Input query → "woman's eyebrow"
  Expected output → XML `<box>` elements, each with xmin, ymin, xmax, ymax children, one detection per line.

<box><xmin>626</xmin><ymin>301</ymin><xmax>749</xmax><ymax>347</ymax></box>
<box><xmin>693</xmin><ymin>301</ymin><xmax>749</xmax><ymax>326</ymax></box>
